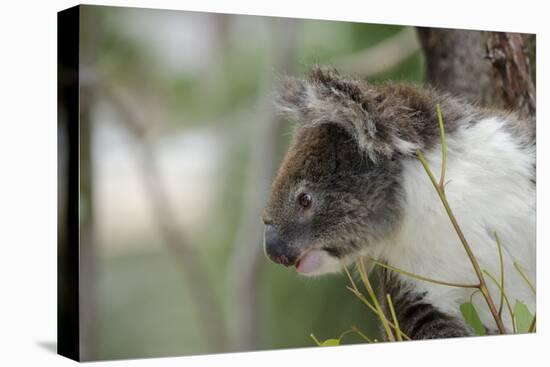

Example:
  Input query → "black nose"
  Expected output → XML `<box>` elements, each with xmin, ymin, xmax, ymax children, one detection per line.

<box><xmin>264</xmin><ymin>225</ymin><xmax>296</xmax><ymax>267</ymax></box>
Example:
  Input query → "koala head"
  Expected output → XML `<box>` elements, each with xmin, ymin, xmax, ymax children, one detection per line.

<box><xmin>262</xmin><ymin>67</ymin><xmax>421</xmax><ymax>276</ymax></box>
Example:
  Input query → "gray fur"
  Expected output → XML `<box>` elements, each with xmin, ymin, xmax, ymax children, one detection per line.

<box><xmin>379</xmin><ymin>268</ymin><xmax>473</xmax><ymax>339</ymax></box>
<box><xmin>263</xmin><ymin>123</ymin><xmax>404</xmax><ymax>260</ymax></box>
<box><xmin>275</xmin><ymin>66</ymin><xmax>488</xmax><ymax>163</ymax></box>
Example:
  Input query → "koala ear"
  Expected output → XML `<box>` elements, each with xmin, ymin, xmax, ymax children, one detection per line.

<box><xmin>275</xmin><ymin>66</ymin><xmax>395</xmax><ymax>163</ymax></box>
<box><xmin>274</xmin><ymin>75</ymin><xmax>312</xmax><ymax>123</ymax></box>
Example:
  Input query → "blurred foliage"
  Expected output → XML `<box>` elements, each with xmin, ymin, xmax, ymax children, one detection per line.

<box><xmin>372</xmin><ymin>51</ymin><xmax>424</xmax><ymax>83</ymax></box>
<box><xmin>98</xmin><ymin>251</ymin><xmax>207</xmax><ymax>359</ymax></box>
<box><xmin>83</xmin><ymin>5</ymin><xmax>425</xmax><ymax>360</ymax></box>
<box><xmin>297</xmin><ymin>21</ymin><xmax>404</xmax><ymax>67</ymax></box>
<box><xmin>261</xmin><ymin>266</ymin><xmax>381</xmax><ymax>349</ymax></box>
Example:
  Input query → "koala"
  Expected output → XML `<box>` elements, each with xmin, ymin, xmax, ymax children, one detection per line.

<box><xmin>262</xmin><ymin>67</ymin><xmax>535</xmax><ymax>339</ymax></box>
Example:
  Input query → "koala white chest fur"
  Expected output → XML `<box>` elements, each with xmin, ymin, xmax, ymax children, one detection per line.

<box><xmin>372</xmin><ymin>115</ymin><xmax>536</xmax><ymax>333</ymax></box>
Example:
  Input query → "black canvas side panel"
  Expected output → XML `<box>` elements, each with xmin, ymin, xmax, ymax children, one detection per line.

<box><xmin>57</xmin><ymin>5</ymin><xmax>80</xmax><ymax>362</ymax></box>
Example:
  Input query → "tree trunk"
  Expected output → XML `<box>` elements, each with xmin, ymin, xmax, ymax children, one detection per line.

<box><xmin>416</xmin><ymin>27</ymin><xmax>499</xmax><ymax>107</ymax></box>
<box><xmin>416</xmin><ymin>27</ymin><xmax>535</xmax><ymax>117</ymax></box>
<box><xmin>485</xmin><ymin>32</ymin><xmax>536</xmax><ymax>117</ymax></box>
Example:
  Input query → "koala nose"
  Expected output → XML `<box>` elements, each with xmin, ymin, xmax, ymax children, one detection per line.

<box><xmin>264</xmin><ymin>225</ymin><xmax>296</xmax><ymax>267</ymax></box>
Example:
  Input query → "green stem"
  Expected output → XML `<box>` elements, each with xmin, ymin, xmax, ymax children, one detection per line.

<box><xmin>386</xmin><ymin>294</ymin><xmax>403</xmax><ymax>341</ymax></box>
<box><xmin>345</xmin><ymin>286</ymin><xmax>410</xmax><ymax>341</ymax></box>
<box><xmin>370</xmin><ymin>258</ymin><xmax>479</xmax><ymax>289</ymax></box>
<box><xmin>513</xmin><ymin>262</ymin><xmax>536</xmax><ymax>295</ymax></box>
<box><xmin>351</xmin><ymin>325</ymin><xmax>374</xmax><ymax>343</ymax></box>
<box><xmin>469</xmin><ymin>289</ymin><xmax>481</xmax><ymax>304</ymax></box>
<box><xmin>528</xmin><ymin>314</ymin><xmax>536</xmax><ymax>333</ymax></box>
<box><xmin>356</xmin><ymin>259</ymin><xmax>395</xmax><ymax>341</ymax></box>
<box><xmin>310</xmin><ymin>333</ymin><xmax>322</xmax><ymax>346</ymax></box>
<box><xmin>483</xmin><ymin>270</ymin><xmax>516</xmax><ymax>333</ymax></box>
<box><xmin>436</xmin><ymin>103</ymin><xmax>447</xmax><ymax>189</ymax></box>
<box><xmin>416</xmin><ymin>149</ymin><xmax>506</xmax><ymax>334</ymax></box>
<box><xmin>494</xmin><ymin>232</ymin><xmax>505</xmax><ymax>317</ymax></box>
<box><xmin>343</xmin><ymin>265</ymin><xmax>358</xmax><ymax>292</ymax></box>
<box><xmin>337</xmin><ymin>329</ymin><xmax>357</xmax><ymax>343</ymax></box>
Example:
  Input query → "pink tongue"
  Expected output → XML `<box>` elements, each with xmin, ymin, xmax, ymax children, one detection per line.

<box><xmin>296</xmin><ymin>250</ymin><xmax>323</xmax><ymax>274</ymax></box>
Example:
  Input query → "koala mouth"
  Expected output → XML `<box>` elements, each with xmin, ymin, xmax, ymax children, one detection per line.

<box><xmin>295</xmin><ymin>249</ymin><xmax>325</xmax><ymax>274</ymax></box>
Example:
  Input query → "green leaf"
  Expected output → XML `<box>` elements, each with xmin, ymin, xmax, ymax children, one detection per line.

<box><xmin>514</xmin><ymin>300</ymin><xmax>534</xmax><ymax>333</ymax></box>
<box><xmin>460</xmin><ymin>302</ymin><xmax>486</xmax><ymax>336</ymax></box>
<box><xmin>310</xmin><ymin>333</ymin><xmax>340</xmax><ymax>347</ymax></box>
<box><xmin>319</xmin><ymin>339</ymin><xmax>340</xmax><ymax>347</ymax></box>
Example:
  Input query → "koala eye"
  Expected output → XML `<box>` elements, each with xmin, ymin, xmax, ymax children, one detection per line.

<box><xmin>297</xmin><ymin>192</ymin><xmax>313</xmax><ymax>209</ymax></box>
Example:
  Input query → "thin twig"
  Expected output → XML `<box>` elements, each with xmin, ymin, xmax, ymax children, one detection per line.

<box><xmin>345</xmin><ymin>286</ymin><xmax>411</xmax><ymax>341</ymax></box>
<box><xmin>513</xmin><ymin>261</ymin><xmax>536</xmax><ymax>295</ymax></box>
<box><xmin>528</xmin><ymin>314</ymin><xmax>536</xmax><ymax>333</ymax></box>
<box><xmin>417</xmin><ymin>149</ymin><xmax>505</xmax><ymax>333</ymax></box>
<box><xmin>483</xmin><ymin>270</ymin><xmax>516</xmax><ymax>333</ymax></box>
<box><xmin>310</xmin><ymin>333</ymin><xmax>322</xmax><ymax>346</ymax></box>
<box><xmin>344</xmin><ymin>265</ymin><xmax>359</xmax><ymax>291</ymax></box>
<box><xmin>369</xmin><ymin>258</ymin><xmax>479</xmax><ymax>289</ymax></box>
<box><xmin>386</xmin><ymin>294</ymin><xmax>403</xmax><ymax>341</ymax></box>
<box><xmin>345</xmin><ymin>265</ymin><xmax>391</xmax><ymax>338</ymax></box>
<box><xmin>494</xmin><ymin>232</ymin><xmax>505</xmax><ymax>317</ymax></box>
<box><xmin>436</xmin><ymin>104</ymin><xmax>447</xmax><ymax>189</ymax></box>
<box><xmin>469</xmin><ymin>289</ymin><xmax>481</xmax><ymax>304</ymax></box>
<box><xmin>351</xmin><ymin>325</ymin><xmax>374</xmax><ymax>343</ymax></box>
<box><xmin>357</xmin><ymin>259</ymin><xmax>395</xmax><ymax>341</ymax></box>
<box><xmin>338</xmin><ymin>329</ymin><xmax>356</xmax><ymax>342</ymax></box>
<box><xmin>349</xmin><ymin>262</ymin><xmax>411</xmax><ymax>340</ymax></box>
<box><xmin>416</xmin><ymin>106</ymin><xmax>507</xmax><ymax>334</ymax></box>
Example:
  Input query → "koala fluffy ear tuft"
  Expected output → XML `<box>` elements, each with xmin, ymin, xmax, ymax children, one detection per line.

<box><xmin>275</xmin><ymin>66</ymin><xmax>367</xmax><ymax>122</ymax></box>
<box><xmin>275</xmin><ymin>66</ymin><xmax>395</xmax><ymax>163</ymax></box>
<box><xmin>274</xmin><ymin>76</ymin><xmax>310</xmax><ymax>123</ymax></box>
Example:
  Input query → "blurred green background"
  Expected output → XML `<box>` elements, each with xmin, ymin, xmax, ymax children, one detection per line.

<box><xmin>76</xmin><ymin>5</ymin><xmax>425</xmax><ymax>360</ymax></box>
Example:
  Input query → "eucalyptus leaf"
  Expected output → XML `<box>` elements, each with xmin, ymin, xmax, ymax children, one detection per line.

<box><xmin>514</xmin><ymin>300</ymin><xmax>534</xmax><ymax>333</ymax></box>
<box><xmin>460</xmin><ymin>302</ymin><xmax>486</xmax><ymax>336</ymax></box>
<box><xmin>320</xmin><ymin>339</ymin><xmax>340</xmax><ymax>347</ymax></box>
<box><xmin>310</xmin><ymin>334</ymin><xmax>340</xmax><ymax>347</ymax></box>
